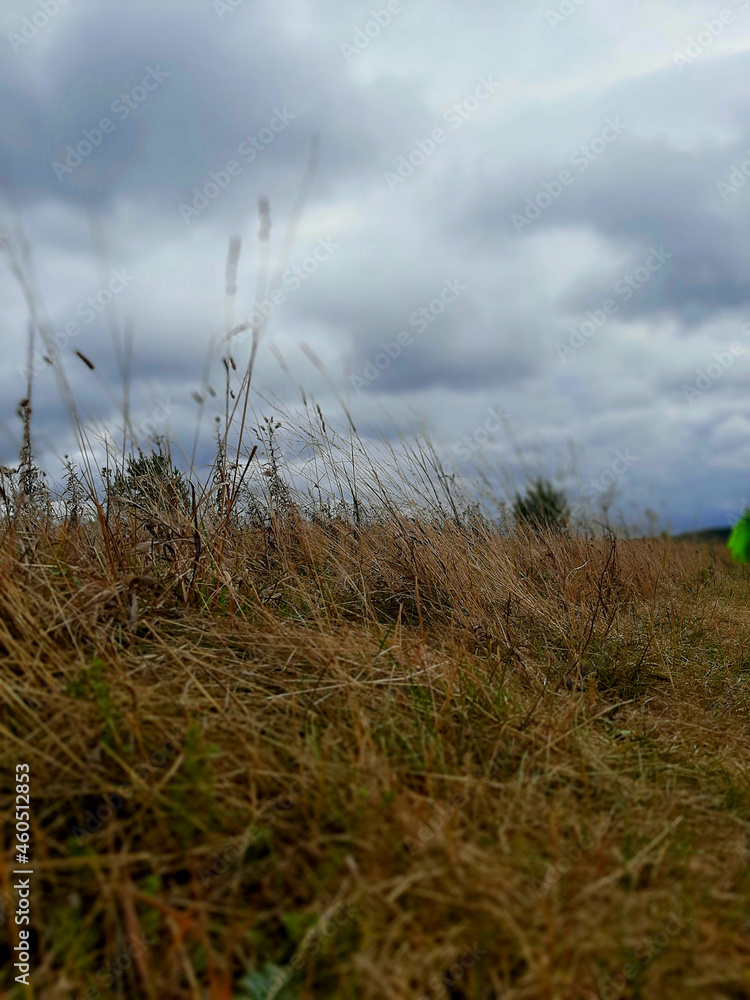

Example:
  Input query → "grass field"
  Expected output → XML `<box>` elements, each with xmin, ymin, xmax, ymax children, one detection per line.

<box><xmin>2</xmin><ymin>442</ymin><xmax>750</xmax><ymax>998</ymax></box>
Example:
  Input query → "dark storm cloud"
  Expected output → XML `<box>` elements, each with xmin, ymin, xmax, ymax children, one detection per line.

<box><xmin>4</xmin><ymin>0</ymin><xmax>750</xmax><ymax>528</ymax></box>
<box><xmin>0</xmin><ymin>0</ymin><xmax>423</xmax><ymax>219</ymax></box>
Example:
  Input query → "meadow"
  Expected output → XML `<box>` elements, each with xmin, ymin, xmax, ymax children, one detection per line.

<box><xmin>1</xmin><ymin>400</ymin><xmax>749</xmax><ymax>999</ymax></box>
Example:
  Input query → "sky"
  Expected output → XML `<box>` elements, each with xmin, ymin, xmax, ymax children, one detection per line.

<box><xmin>1</xmin><ymin>0</ymin><xmax>750</xmax><ymax>531</ymax></box>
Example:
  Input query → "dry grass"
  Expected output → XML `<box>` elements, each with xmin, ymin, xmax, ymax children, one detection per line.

<box><xmin>1</xmin><ymin>209</ymin><xmax>748</xmax><ymax>998</ymax></box>
<box><xmin>1</xmin><ymin>478</ymin><xmax>750</xmax><ymax>999</ymax></box>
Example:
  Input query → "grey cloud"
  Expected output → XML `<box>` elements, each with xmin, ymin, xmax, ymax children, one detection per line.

<box><xmin>3</xmin><ymin>0</ymin><xmax>750</xmax><ymax>529</ymax></box>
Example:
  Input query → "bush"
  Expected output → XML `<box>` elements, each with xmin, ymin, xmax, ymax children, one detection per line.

<box><xmin>513</xmin><ymin>477</ymin><xmax>569</xmax><ymax>533</ymax></box>
<box><xmin>109</xmin><ymin>446</ymin><xmax>190</xmax><ymax>517</ymax></box>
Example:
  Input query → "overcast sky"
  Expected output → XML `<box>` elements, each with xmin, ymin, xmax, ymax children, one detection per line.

<box><xmin>2</xmin><ymin>0</ymin><xmax>750</xmax><ymax>530</ymax></box>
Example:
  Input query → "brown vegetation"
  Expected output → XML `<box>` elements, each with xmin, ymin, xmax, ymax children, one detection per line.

<box><xmin>1</xmin><ymin>448</ymin><xmax>749</xmax><ymax>998</ymax></box>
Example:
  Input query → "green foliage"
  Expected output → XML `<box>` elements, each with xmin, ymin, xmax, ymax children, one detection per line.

<box><xmin>281</xmin><ymin>909</ymin><xmax>317</xmax><ymax>944</ymax></box>
<box><xmin>62</xmin><ymin>456</ymin><xmax>85</xmax><ymax>523</ymax></box>
<box><xmin>728</xmin><ymin>510</ymin><xmax>750</xmax><ymax>563</ymax></box>
<box><xmin>45</xmin><ymin>907</ymin><xmax>100</xmax><ymax>982</ymax></box>
<box><xmin>109</xmin><ymin>445</ymin><xmax>190</xmax><ymax>516</ymax></box>
<box><xmin>181</xmin><ymin>721</ymin><xmax>219</xmax><ymax>787</ymax></box>
<box><xmin>65</xmin><ymin>658</ymin><xmax>121</xmax><ymax>745</ymax></box>
<box><xmin>156</xmin><ymin>723</ymin><xmax>222</xmax><ymax>839</ymax></box>
<box><xmin>513</xmin><ymin>477</ymin><xmax>570</xmax><ymax>533</ymax></box>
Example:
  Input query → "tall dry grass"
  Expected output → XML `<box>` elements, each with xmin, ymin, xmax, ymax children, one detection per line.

<box><xmin>1</xmin><ymin>419</ymin><xmax>749</xmax><ymax>998</ymax></box>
